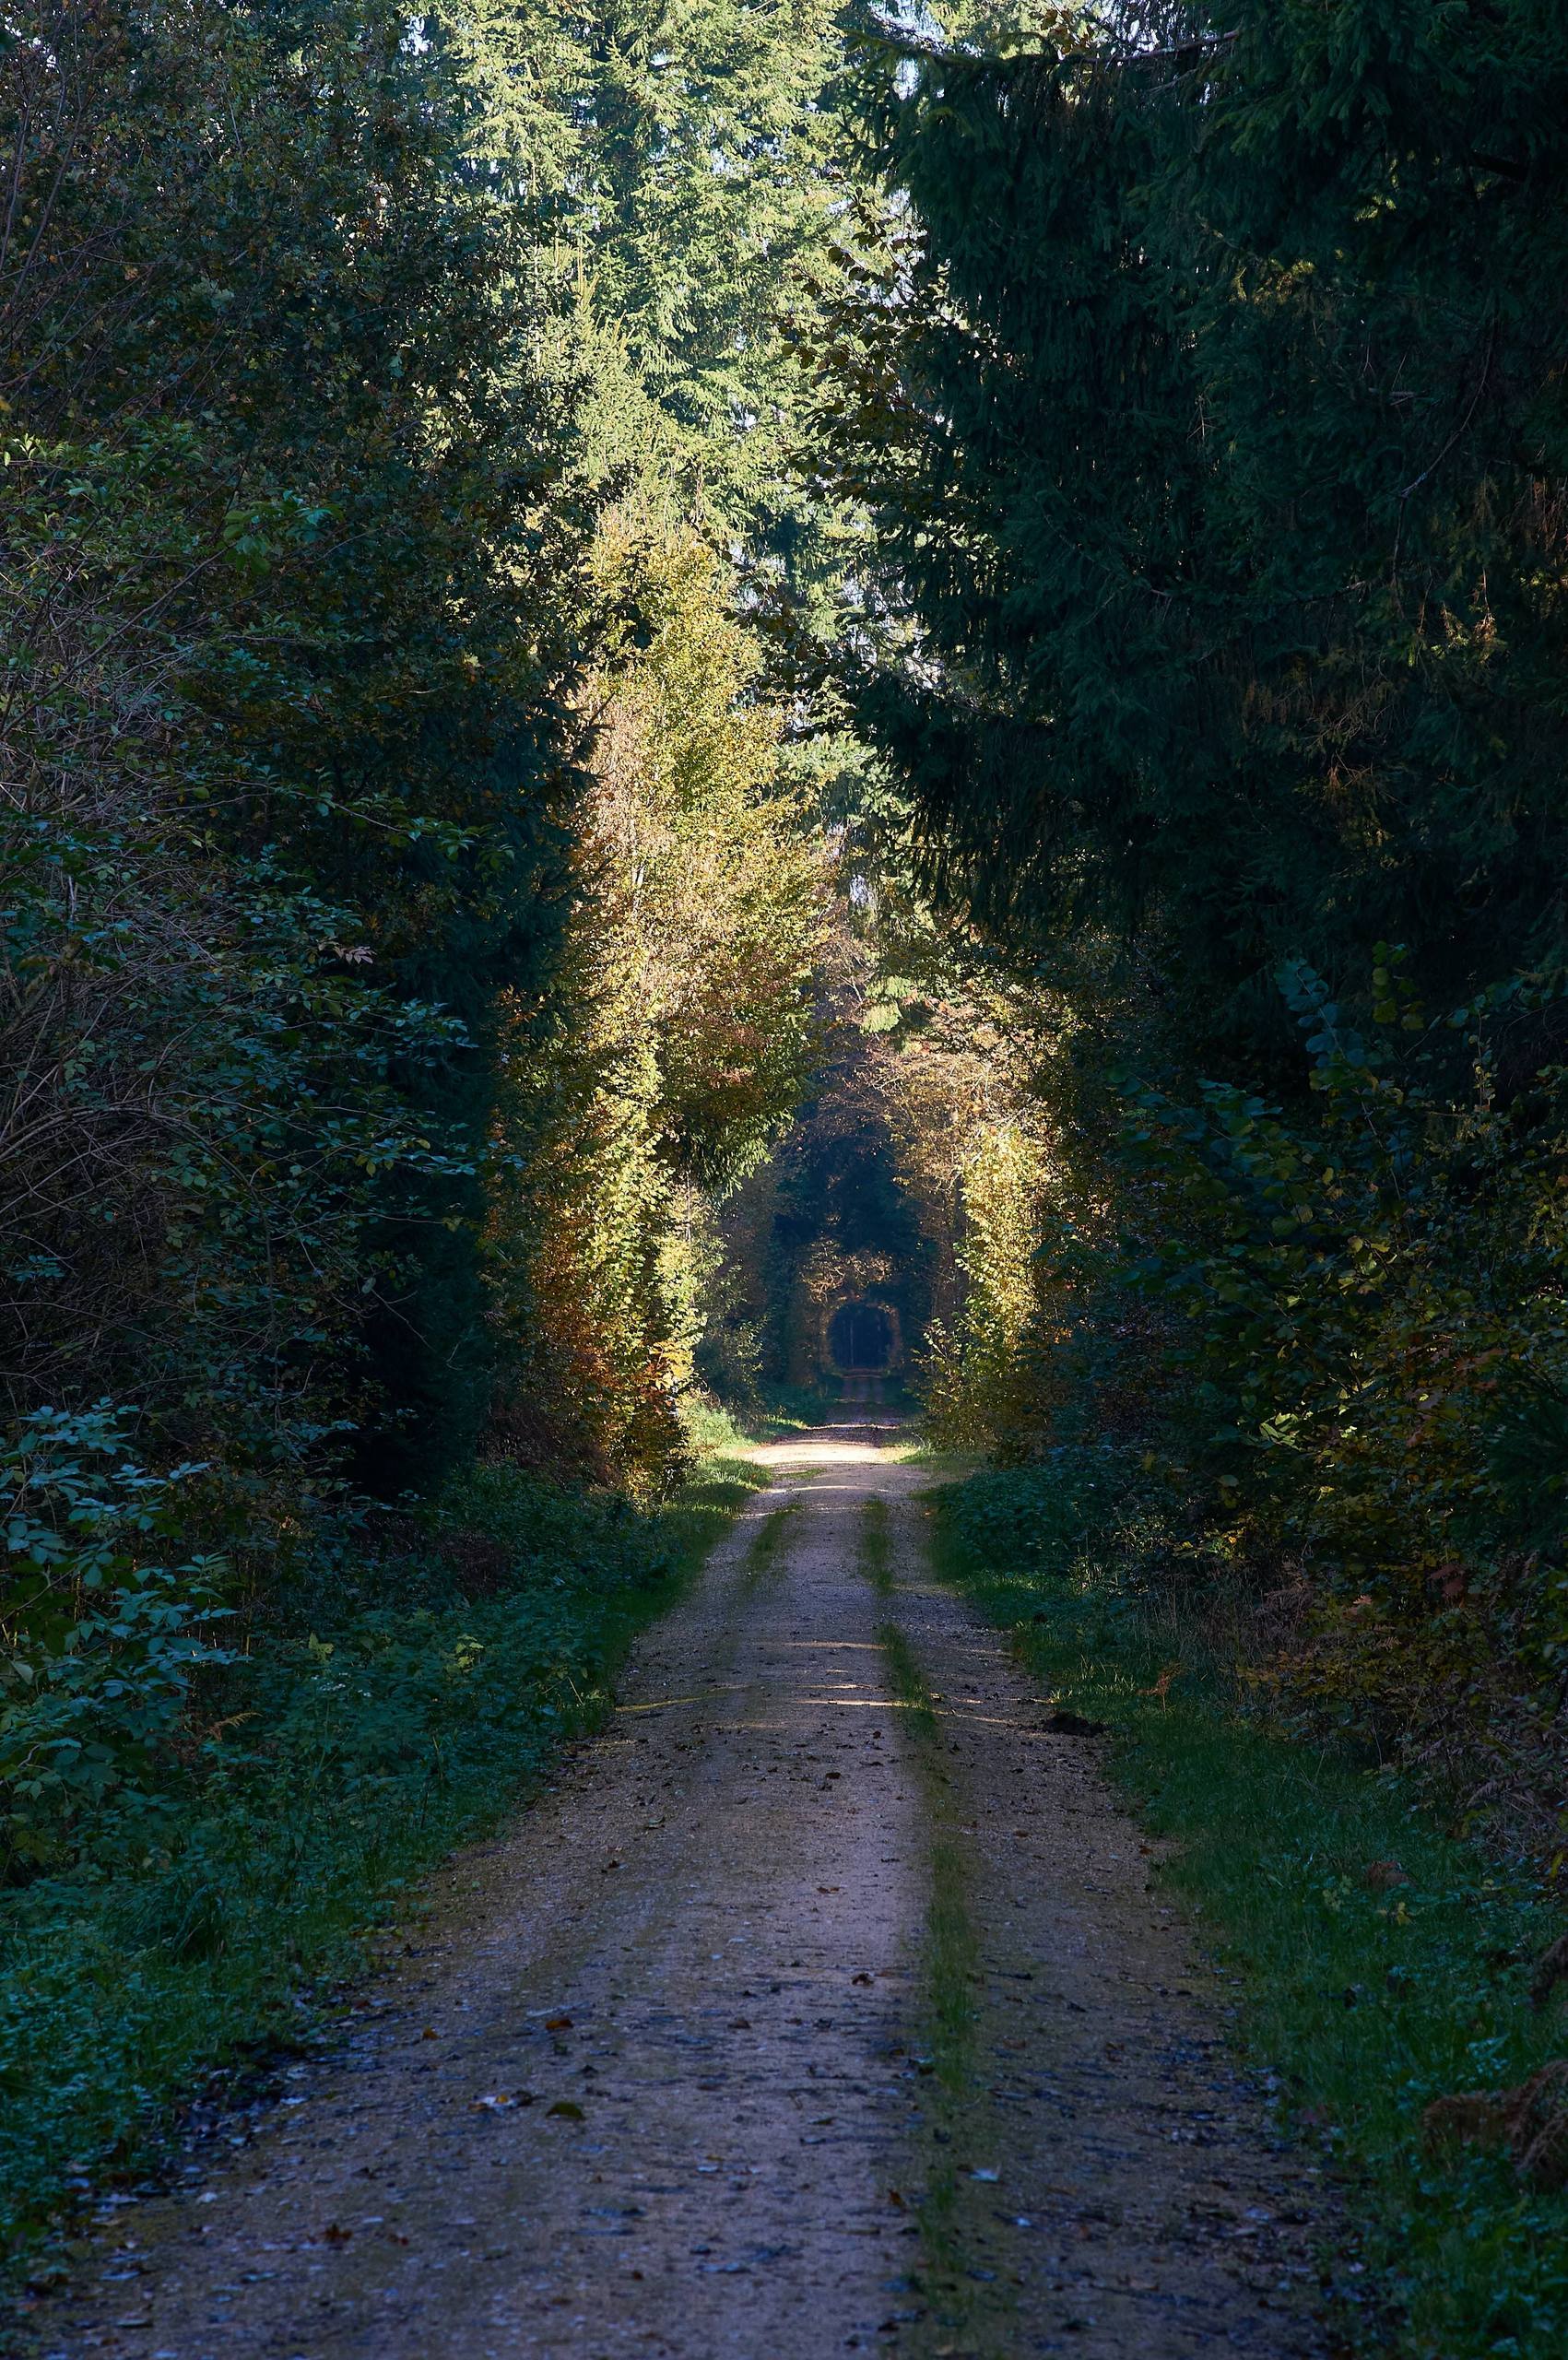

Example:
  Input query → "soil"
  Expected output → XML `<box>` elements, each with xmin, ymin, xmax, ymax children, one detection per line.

<box><xmin>41</xmin><ymin>1404</ymin><xmax>1336</xmax><ymax>2359</ymax></box>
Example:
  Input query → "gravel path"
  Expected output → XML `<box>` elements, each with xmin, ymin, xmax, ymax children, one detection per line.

<box><xmin>48</xmin><ymin>1411</ymin><xmax>1333</xmax><ymax>2358</ymax></box>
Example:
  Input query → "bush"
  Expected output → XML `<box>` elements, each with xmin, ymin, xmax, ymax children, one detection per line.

<box><xmin>1</xmin><ymin>1410</ymin><xmax>233</xmax><ymax>1880</ymax></box>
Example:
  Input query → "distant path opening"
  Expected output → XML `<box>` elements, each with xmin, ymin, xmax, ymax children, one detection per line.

<box><xmin>828</xmin><ymin>1296</ymin><xmax>893</xmax><ymax>1373</ymax></box>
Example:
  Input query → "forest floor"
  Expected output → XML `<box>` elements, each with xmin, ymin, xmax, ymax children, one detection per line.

<box><xmin>39</xmin><ymin>1399</ymin><xmax>1337</xmax><ymax>2359</ymax></box>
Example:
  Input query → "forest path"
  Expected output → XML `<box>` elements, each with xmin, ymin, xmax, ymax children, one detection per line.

<box><xmin>56</xmin><ymin>1414</ymin><xmax>1331</xmax><ymax>2360</ymax></box>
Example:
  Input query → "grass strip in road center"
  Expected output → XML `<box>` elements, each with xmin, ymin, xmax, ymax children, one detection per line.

<box><xmin>740</xmin><ymin>1498</ymin><xmax>802</xmax><ymax>1584</ymax></box>
<box><xmin>859</xmin><ymin>1495</ymin><xmax>893</xmax><ymax>1598</ymax></box>
<box><xmin>862</xmin><ymin>1502</ymin><xmax>1016</xmax><ymax>2357</ymax></box>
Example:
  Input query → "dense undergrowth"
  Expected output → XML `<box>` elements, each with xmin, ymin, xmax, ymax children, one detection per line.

<box><xmin>0</xmin><ymin>1436</ymin><xmax>763</xmax><ymax>2283</ymax></box>
<box><xmin>938</xmin><ymin>1454</ymin><xmax>1568</xmax><ymax>2360</ymax></box>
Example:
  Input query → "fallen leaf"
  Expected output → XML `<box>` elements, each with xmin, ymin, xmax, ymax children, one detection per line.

<box><xmin>547</xmin><ymin>2100</ymin><xmax>584</xmax><ymax>2121</ymax></box>
<box><xmin>321</xmin><ymin>2222</ymin><xmax>352</xmax><ymax>2246</ymax></box>
<box><xmin>544</xmin><ymin>2014</ymin><xmax>573</xmax><ymax>2032</ymax></box>
<box><xmin>818</xmin><ymin>1885</ymin><xmax>840</xmax><ymax>1894</ymax></box>
<box><xmin>420</xmin><ymin>2026</ymin><xmax>437</xmax><ymax>2041</ymax></box>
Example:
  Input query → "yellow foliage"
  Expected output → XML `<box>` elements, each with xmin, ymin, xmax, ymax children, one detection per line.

<box><xmin>484</xmin><ymin>519</ymin><xmax>830</xmax><ymax>1495</ymax></box>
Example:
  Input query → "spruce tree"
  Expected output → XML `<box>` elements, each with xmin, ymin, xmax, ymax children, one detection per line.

<box><xmin>830</xmin><ymin>2</ymin><xmax>1568</xmax><ymax>1057</ymax></box>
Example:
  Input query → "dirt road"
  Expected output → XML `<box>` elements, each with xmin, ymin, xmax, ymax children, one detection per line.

<box><xmin>48</xmin><ymin>1411</ymin><xmax>1332</xmax><ymax>2358</ymax></box>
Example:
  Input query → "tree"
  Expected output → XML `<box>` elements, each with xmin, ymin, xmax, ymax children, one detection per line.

<box><xmin>828</xmin><ymin>2</ymin><xmax>1568</xmax><ymax>1060</ymax></box>
<box><xmin>1</xmin><ymin>0</ymin><xmax>590</xmax><ymax>1491</ymax></box>
<box><xmin>485</xmin><ymin>520</ymin><xmax>830</xmax><ymax>1493</ymax></box>
<box><xmin>813</xmin><ymin>4</ymin><xmax>1568</xmax><ymax>1766</ymax></box>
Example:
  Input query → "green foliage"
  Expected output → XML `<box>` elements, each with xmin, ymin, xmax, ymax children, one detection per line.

<box><xmin>2</xmin><ymin>0</ymin><xmax>586</xmax><ymax>1492</ymax></box>
<box><xmin>528</xmin><ymin>0</ymin><xmax>855</xmax><ymax>565</ymax></box>
<box><xmin>920</xmin><ymin>1121</ymin><xmax>1046</xmax><ymax>1454</ymax></box>
<box><xmin>913</xmin><ymin>932</ymin><xmax>1568</xmax><ymax>1785</ymax></box>
<box><xmin>0</xmin><ymin>1448</ymin><xmax>765</xmax><ymax>2261</ymax></box>
<box><xmin>4</xmin><ymin>0</ymin><xmax>862</xmax><ymax>1513</ymax></box>
<box><xmin>942</xmin><ymin>1457</ymin><xmax>1104</xmax><ymax>1575</ymax></box>
<box><xmin>1097</xmin><ymin>954</ymin><xmax>1568</xmax><ymax>1762</ymax></box>
<box><xmin>485</xmin><ymin>521</ymin><xmax>830</xmax><ymax>1495</ymax></box>
<box><xmin>819</xmin><ymin>3</ymin><xmax>1568</xmax><ymax>1810</ymax></box>
<box><xmin>939</xmin><ymin>1466</ymin><xmax>1568</xmax><ymax>2359</ymax></box>
<box><xmin>831</xmin><ymin>2</ymin><xmax>1568</xmax><ymax>1044</ymax></box>
<box><xmin>1</xmin><ymin>1411</ymin><xmax>233</xmax><ymax>1878</ymax></box>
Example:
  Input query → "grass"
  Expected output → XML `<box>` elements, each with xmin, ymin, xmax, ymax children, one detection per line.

<box><xmin>934</xmin><ymin>1469</ymin><xmax>1568</xmax><ymax>2360</ymax></box>
<box><xmin>1</xmin><ymin>1445</ymin><xmax>765</xmax><ymax>2308</ymax></box>
<box><xmin>873</xmin><ymin>1613</ymin><xmax>986</xmax><ymax>2313</ymax></box>
<box><xmin>858</xmin><ymin>1495</ymin><xmax>893</xmax><ymax>1597</ymax></box>
<box><xmin>749</xmin><ymin>1382</ymin><xmax>842</xmax><ymax>1435</ymax></box>
<box><xmin>741</xmin><ymin>1498</ymin><xmax>801</xmax><ymax>1581</ymax></box>
<box><xmin>862</xmin><ymin>1507</ymin><xmax>1015</xmax><ymax>2357</ymax></box>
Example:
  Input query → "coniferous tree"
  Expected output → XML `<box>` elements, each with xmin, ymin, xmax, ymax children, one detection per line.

<box><xmin>829</xmin><ymin>2</ymin><xmax>1568</xmax><ymax>1056</ymax></box>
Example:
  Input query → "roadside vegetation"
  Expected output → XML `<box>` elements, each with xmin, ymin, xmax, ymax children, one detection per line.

<box><xmin>938</xmin><ymin>1460</ymin><xmax>1568</xmax><ymax>2359</ymax></box>
<box><xmin>2</xmin><ymin>1434</ymin><xmax>765</xmax><ymax>2283</ymax></box>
